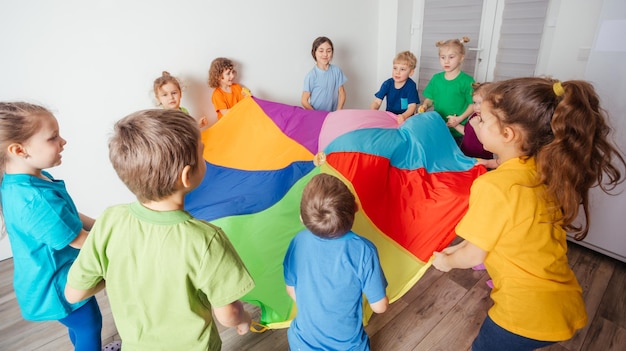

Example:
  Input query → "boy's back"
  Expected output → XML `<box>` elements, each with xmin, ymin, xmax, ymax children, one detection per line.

<box><xmin>68</xmin><ymin>202</ymin><xmax>254</xmax><ymax>350</ymax></box>
<box><xmin>283</xmin><ymin>229</ymin><xmax>387</xmax><ymax>351</ymax></box>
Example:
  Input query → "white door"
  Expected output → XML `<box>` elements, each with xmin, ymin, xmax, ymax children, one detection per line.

<box><xmin>412</xmin><ymin>0</ymin><xmax>549</xmax><ymax>90</ymax></box>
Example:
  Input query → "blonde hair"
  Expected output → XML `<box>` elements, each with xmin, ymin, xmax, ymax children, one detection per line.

<box><xmin>436</xmin><ymin>36</ymin><xmax>470</xmax><ymax>56</ymax></box>
<box><xmin>153</xmin><ymin>71</ymin><xmax>182</xmax><ymax>100</ymax></box>
<box><xmin>393</xmin><ymin>51</ymin><xmax>417</xmax><ymax>70</ymax></box>
<box><xmin>471</xmin><ymin>82</ymin><xmax>491</xmax><ymax>97</ymax></box>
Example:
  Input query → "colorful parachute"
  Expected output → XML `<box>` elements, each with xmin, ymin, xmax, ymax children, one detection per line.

<box><xmin>185</xmin><ymin>97</ymin><xmax>485</xmax><ymax>329</ymax></box>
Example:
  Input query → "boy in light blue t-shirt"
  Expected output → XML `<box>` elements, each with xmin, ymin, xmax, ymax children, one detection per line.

<box><xmin>283</xmin><ymin>173</ymin><xmax>389</xmax><ymax>351</ymax></box>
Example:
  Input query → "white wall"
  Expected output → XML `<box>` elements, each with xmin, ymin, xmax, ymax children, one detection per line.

<box><xmin>1</xmin><ymin>0</ymin><xmax>624</xmax><ymax>261</ymax></box>
<box><xmin>0</xmin><ymin>0</ymin><xmax>381</xmax><ymax>259</ymax></box>
<box><xmin>537</xmin><ymin>0</ymin><xmax>626</xmax><ymax>262</ymax></box>
<box><xmin>536</xmin><ymin>0</ymin><xmax>603</xmax><ymax>79</ymax></box>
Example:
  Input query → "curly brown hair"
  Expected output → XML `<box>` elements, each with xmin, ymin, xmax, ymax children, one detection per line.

<box><xmin>484</xmin><ymin>77</ymin><xmax>625</xmax><ymax>239</ymax></box>
<box><xmin>208</xmin><ymin>58</ymin><xmax>235</xmax><ymax>88</ymax></box>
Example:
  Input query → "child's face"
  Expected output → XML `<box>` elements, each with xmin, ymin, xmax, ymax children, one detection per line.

<box><xmin>314</xmin><ymin>42</ymin><xmax>333</xmax><ymax>67</ymax></box>
<box><xmin>472</xmin><ymin>94</ymin><xmax>484</xmax><ymax>115</ymax></box>
<box><xmin>157</xmin><ymin>83</ymin><xmax>182</xmax><ymax>110</ymax></box>
<box><xmin>21</xmin><ymin>113</ymin><xmax>66</xmax><ymax>170</ymax></box>
<box><xmin>438</xmin><ymin>47</ymin><xmax>464</xmax><ymax>73</ymax></box>
<box><xmin>392</xmin><ymin>62</ymin><xmax>414</xmax><ymax>83</ymax></box>
<box><xmin>219</xmin><ymin>69</ymin><xmax>236</xmax><ymax>88</ymax></box>
<box><xmin>474</xmin><ymin>102</ymin><xmax>502</xmax><ymax>154</ymax></box>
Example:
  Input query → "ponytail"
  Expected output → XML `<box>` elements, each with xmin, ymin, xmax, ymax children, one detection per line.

<box><xmin>484</xmin><ymin>77</ymin><xmax>625</xmax><ymax>239</ymax></box>
<box><xmin>537</xmin><ymin>80</ymin><xmax>625</xmax><ymax>239</ymax></box>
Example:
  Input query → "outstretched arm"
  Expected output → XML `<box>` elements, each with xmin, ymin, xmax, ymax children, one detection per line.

<box><xmin>337</xmin><ymin>85</ymin><xmax>346</xmax><ymax>110</ymax></box>
<box><xmin>418</xmin><ymin>98</ymin><xmax>433</xmax><ymax>113</ymax></box>
<box><xmin>79</xmin><ymin>213</ymin><xmax>95</xmax><ymax>231</ymax></box>
<box><xmin>369</xmin><ymin>295</ymin><xmax>389</xmax><ymax>314</ymax></box>
<box><xmin>397</xmin><ymin>103</ymin><xmax>418</xmax><ymax>124</ymax></box>
<box><xmin>301</xmin><ymin>92</ymin><xmax>314</xmax><ymax>110</ymax></box>
<box><xmin>65</xmin><ymin>280</ymin><xmax>105</xmax><ymax>304</ymax></box>
<box><xmin>370</xmin><ymin>98</ymin><xmax>382</xmax><ymax>110</ymax></box>
<box><xmin>68</xmin><ymin>228</ymin><xmax>89</xmax><ymax>249</ymax></box>
<box><xmin>432</xmin><ymin>240</ymin><xmax>486</xmax><ymax>272</ymax></box>
<box><xmin>213</xmin><ymin>300</ymin><xmax>252</xmax><ymax>335</ymax></box>
<box><xmin>285</xmin><ymin>285</ymin><xmax>296</xmax><ymax>302</ymax></box>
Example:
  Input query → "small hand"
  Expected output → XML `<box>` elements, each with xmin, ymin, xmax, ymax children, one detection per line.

<box><xmin>397</xmin><ymin>115</ymin><xmax>406</xmax><ymax>124</ymax></box>
<box><xmin>432</xmin><ymin>251</ymin><xmax>452</xmax><ymax>272</ymax></box>
<box><xmin>417</xmin><ymin>105</ymin><xmax>426</xmax><ymax>113</ymax></box>
<box><xmin>236</xmin><ymin>311</ymin><xmax>252</xmax><ymax>335</ymax></box>
<box><xmin>446</xmin><ymin>115</ymin><xmax>459</xmax><ymax>127</ymax></box>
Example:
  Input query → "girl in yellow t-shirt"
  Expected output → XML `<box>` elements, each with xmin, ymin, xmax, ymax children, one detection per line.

<box><xmin>432</xmin><ymin>77</ymin><xmax>625</xmax><ymax>351</ymax></box>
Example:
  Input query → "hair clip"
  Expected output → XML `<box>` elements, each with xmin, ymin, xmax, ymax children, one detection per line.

<box><xmin>553</xmin><ymin>81</ymin><xmax>565</xmax><ymax>97</ymax></box>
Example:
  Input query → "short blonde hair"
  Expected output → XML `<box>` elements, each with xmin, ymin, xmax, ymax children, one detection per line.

<box><xmin>393</xmin><ymin>51</ymin><xmax>417</xmax><ymax>70</ymax></box>
<box><xmin>109</xmin><ymin>109</ymin><xmax>200</xmax><ymax>202</ymax></box>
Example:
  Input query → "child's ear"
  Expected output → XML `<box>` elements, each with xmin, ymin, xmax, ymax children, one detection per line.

<box><xmin>7</xmin><ymin>143</ymin><xmax>28</xmax><ymax>158</ymax></box>
<box><xmin>502</xmin><ymin>126</ymin><xmax>517</xmax><ymax>143</ymax></box>
<box><xmin>180</xmin><ymin>165</ymin><xmax>192</xmax><ymax>188</ymax></box>
<box><xmin>354</xmin><ymin>201</ymin><xmax>360</xmax><ymax>213</ymax></box>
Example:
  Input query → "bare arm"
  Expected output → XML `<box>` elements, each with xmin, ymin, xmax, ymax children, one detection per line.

<box><xmin>301</xmin><ymin>92</ymin><xmax>313</xmax><ymax>110</ymax></box>
<box><xmin>369</xmin><ymin>295</ymin><xmax>389</xmax><ymax>314</ymax></box>
<box><xmin>65</xmin><ymin>279</ymin><xmax>105</xmax><ymax>304</ymax></box>
<box><xmin>397</xmin><ymin>103</ymin><xmax>418</xmax><ymax>123</ymax></box>
<box><xmin>337</xmin><ymin>85</ymin><xmax>346</xmax><ymax>110</ymax></box>
<box><xmin>447</xmin><ymin>104</ymin><xmax>476</xmax><ymax>127</ymax></box>
<box><xmin>418</xmin><ymin>98</ymin><xmax>433</xmax><ymax>113</ymax></box>
<box><xmin>218</xmin><ymin>109</ymin><xmax>229</xmax><ymax>117</ymax></box>
<box><xmin>286</xmin><ymin>285</ymin><xmax>296</xmax><ymax>302</ymax></box>
<box><xmin>370</xmin><ymin>98</ymin><xmax>382</xmax><ymax>110</ymax></box>
<box><xmin>213</xmin><ymin>300</ymin><xmax>252</xmax><ymax>335</ymax></box>
<box><xmin>432</xmin><ymin>240</ymin><xmax>487</xmax><ymax>272</ymax></box>
<box><xmin>68</xmin><ymin>228</ymin><xmax>89</xmax><ymax>249</ymax></box>
<box><xmin>79</xmin><ymin>213</ymin><xmax>95</xmax><ymax>231</ymax></box>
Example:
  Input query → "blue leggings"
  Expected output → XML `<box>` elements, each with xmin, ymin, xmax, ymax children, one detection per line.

<box><xmin>59</xmin><ymin>296</ymin><xmax>102</xmax><ymax>351</ymax></box>
<box><xmin>472</xmin><ymin>316</ymin><xmax>556</xmax><ymax>351</ymax></box>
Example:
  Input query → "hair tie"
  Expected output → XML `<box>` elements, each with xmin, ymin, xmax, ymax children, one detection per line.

<box><xmin>553</xmin><ymin>81</ymin><xmax>565</xmax><ymax>97</ymax></box>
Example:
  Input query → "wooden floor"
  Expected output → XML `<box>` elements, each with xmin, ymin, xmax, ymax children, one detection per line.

<box><xmin>1</xmin><ymin>241</ymin><xmax>624</xmax><ymax>351</ymax></box>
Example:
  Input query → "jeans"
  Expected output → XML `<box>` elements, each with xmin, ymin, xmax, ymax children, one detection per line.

<box><xmin>59</xmin><ymin>296</ymin><xmax>103</xmax><ymax>351</ymax></box>
<box><xmin>472</xmin><ymin>315</ymin><xmax>556</xmax><ymax>351</ymax></box>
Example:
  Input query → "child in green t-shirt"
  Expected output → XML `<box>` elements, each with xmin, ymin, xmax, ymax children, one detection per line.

<box><xmin>419</xmin><ymin>37</ymin><xmax>475</xmax><ymax>143</ymax></box>
<box><xmin>65</xmin><ymin>109</ymin><xmax>255</xmax><ymax>350</ymax></box>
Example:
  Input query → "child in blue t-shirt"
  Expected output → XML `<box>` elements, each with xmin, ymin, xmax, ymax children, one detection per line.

<box><xmin>283</xmin><ymin>173</ymin><xmax>389</xmax><ymax>351</ymax></box>
<box><xmin>0</xmin><ymin>102</ymin><xmax>107</xmax><ymax>351</ymax></box>
<box><xmin>370</xmin><ymin>51</ymin><xmax>420</xmax><ymax>123</ymax></box>
<box><xmin>301</xmin><ymin>36</ymin><xmax>347</xmax><ymax>112</ymax></box>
